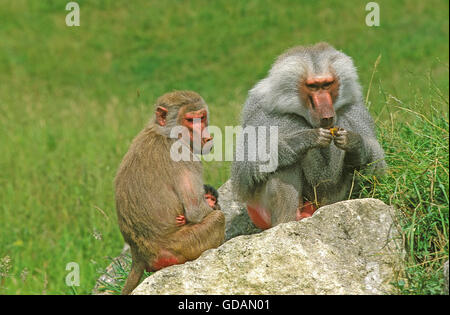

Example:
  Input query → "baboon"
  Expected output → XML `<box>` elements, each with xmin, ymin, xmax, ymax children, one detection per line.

<box><xmin>231</xmin><ymin>43</ymin><xmax>386</xmax><ymax>229</ymax></box>
<box><xmin>176</xmin><ymin>184</ymin><xmax>221</xmax><ymax>226</ymax></box>
<box><xmin>115</xmin><ymin>91</ymin><xmax>225</xmax><ymax>295</ymax></box>
<box><xmin>204</xmin><ymin>184</ymin><xmax>220</xmax><ymax>210</ymax></box>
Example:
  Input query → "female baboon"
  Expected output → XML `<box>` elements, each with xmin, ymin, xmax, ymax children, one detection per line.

<box><xmin>115</xmin><ymin>91</ymin><xmax>225</xmax><ymax>295</ymax></box>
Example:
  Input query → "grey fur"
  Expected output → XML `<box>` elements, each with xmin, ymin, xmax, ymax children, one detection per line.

<box><xmin>231</xmin><ymin>43</ymin><xmax>386</xmax><ymax>225</ymax></box>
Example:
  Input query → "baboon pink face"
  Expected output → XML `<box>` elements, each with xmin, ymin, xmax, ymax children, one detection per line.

<box><xmin>204</xmin><ymin>193</ymin><xmax>217</xmax><ymax>208</ymax></box>
<box><xmin>299</xmin><ymin>75</ymin><xmax>339</xmax><ymax>128</ymax></box>
<box><xmin>156</xmin><ymin>106</ymin><xmax>213</xmax><ymax>154</ymax></box>
<box><xmin>182</xmin><ymin>109</ymin><xmax>211</xmax><ymax>148</ymax></box>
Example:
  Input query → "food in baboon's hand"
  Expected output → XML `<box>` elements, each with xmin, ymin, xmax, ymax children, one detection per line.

<box><xmin>329</xmin><ymin>127</ymin><xmax>339</xmax><ymax>137</ymax></box>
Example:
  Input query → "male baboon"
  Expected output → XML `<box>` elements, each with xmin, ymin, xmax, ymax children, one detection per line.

<box><xmin>231</xmin><ymin>43</ymin><xmax>386</xmax><ymax>229</ymax></box>
<box><xmin>115</xmin><ymin>91</ymin><xmax>225</xmax><ymax>295</ymax></box>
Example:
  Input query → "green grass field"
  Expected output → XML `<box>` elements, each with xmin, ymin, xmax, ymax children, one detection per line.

<box><xmin>0</xmin><ymin>0</ymin><xmax>448</xmax><ymax>294</ymax></box>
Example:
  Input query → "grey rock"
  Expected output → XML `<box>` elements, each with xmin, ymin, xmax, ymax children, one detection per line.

<box><xmin>218</xmin><ymin>179</ymin><xmax>261</xmax><ymax>240</ymax></box>
<box><xmin>132</xmin><ymin>198</ymin><xmax>404</xmax><ymax>295</ymax></box>
<box><xmin>444</xmin><ymin>260</ymin><xmax>449</xmax><ymax>295</ymax></box>
<box><xmin>92</xmin><ymin>244</ymin><xmax>131</xmax><ymax>295</ymax></box>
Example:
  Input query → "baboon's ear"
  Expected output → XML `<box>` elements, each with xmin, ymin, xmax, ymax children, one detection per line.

<box><xmin>155</xmin><ymin>106</ymin><xmax>168</xmax><ymax>126</ymax></box>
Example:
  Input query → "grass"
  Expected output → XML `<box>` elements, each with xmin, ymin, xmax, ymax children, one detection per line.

<box><xmin>0</xmin><ymin>0</ymin><xmax>448</xmax><ymax>294</ymax></box>
<box><xmin>356</xmin><ymin>90</ymin><xmax>449</xmax><ymax>294</ymax></box>
<box><xmin>93</xmin><ymin>252</ymin><xmax>153</xmax><ymax>295</ymax></box>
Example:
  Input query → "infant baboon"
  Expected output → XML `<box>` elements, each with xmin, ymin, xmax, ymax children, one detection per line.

<box><xmin>204</xmin><ymin>184</ymin><xmax>220</xmax><ymax>210</ymax></box>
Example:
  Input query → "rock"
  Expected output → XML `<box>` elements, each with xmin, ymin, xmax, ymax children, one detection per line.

<box><xmin>218</xmin><ymin>180</ymin><xmax>261</xmax><ymax>240</ymax></box>
<box><xmin>444</xmin><ymin>260</ymin><xmax>449</xmax><ymax>295</ymax></box>
<box><xmin>92</xmin><ymin>244</ymin><xmax>131</xmax><ymax>295</ymax></box>
<box><xmin>132</xmin><ymin>198</ymin><xmax>404</xmax><ymax>295</ymax></box>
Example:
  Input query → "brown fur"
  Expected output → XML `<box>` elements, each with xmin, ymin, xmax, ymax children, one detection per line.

<box><xmin>115</xmin><ymin>91</ymin><xmax>225</xmax><ymax>295</ymax></box>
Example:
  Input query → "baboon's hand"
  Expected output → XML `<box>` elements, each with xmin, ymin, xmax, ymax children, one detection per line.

<box><xmin>176</xmin><ymin>215</ymin><xmax>186</xmax><ymax>226</ymax></box>
<box><xmin>334</xmin><ymin>128</ymin><xmax>361</xmax><ymax>151</ymax></box>
<box><xmin>316</xmin><ymin>128</ymin><xmax>333</xmax><ymax>147</ymax></box>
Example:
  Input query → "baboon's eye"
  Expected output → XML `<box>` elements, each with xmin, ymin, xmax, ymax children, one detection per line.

<box><xmin>322</xmin><ymin>81</ymin><xmax>334</xmax><ymax>89</ymax></box>
<box><xmin>306</xmin><ymin>83</ymin><xmax>319</xmax><ymax>91</ymax></box>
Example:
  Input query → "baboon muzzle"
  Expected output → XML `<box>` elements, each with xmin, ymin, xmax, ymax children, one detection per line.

<box><xmin>312</xmin><ymin>91</ymin><xmax>335</xmax><ymax>128</ymax></box>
